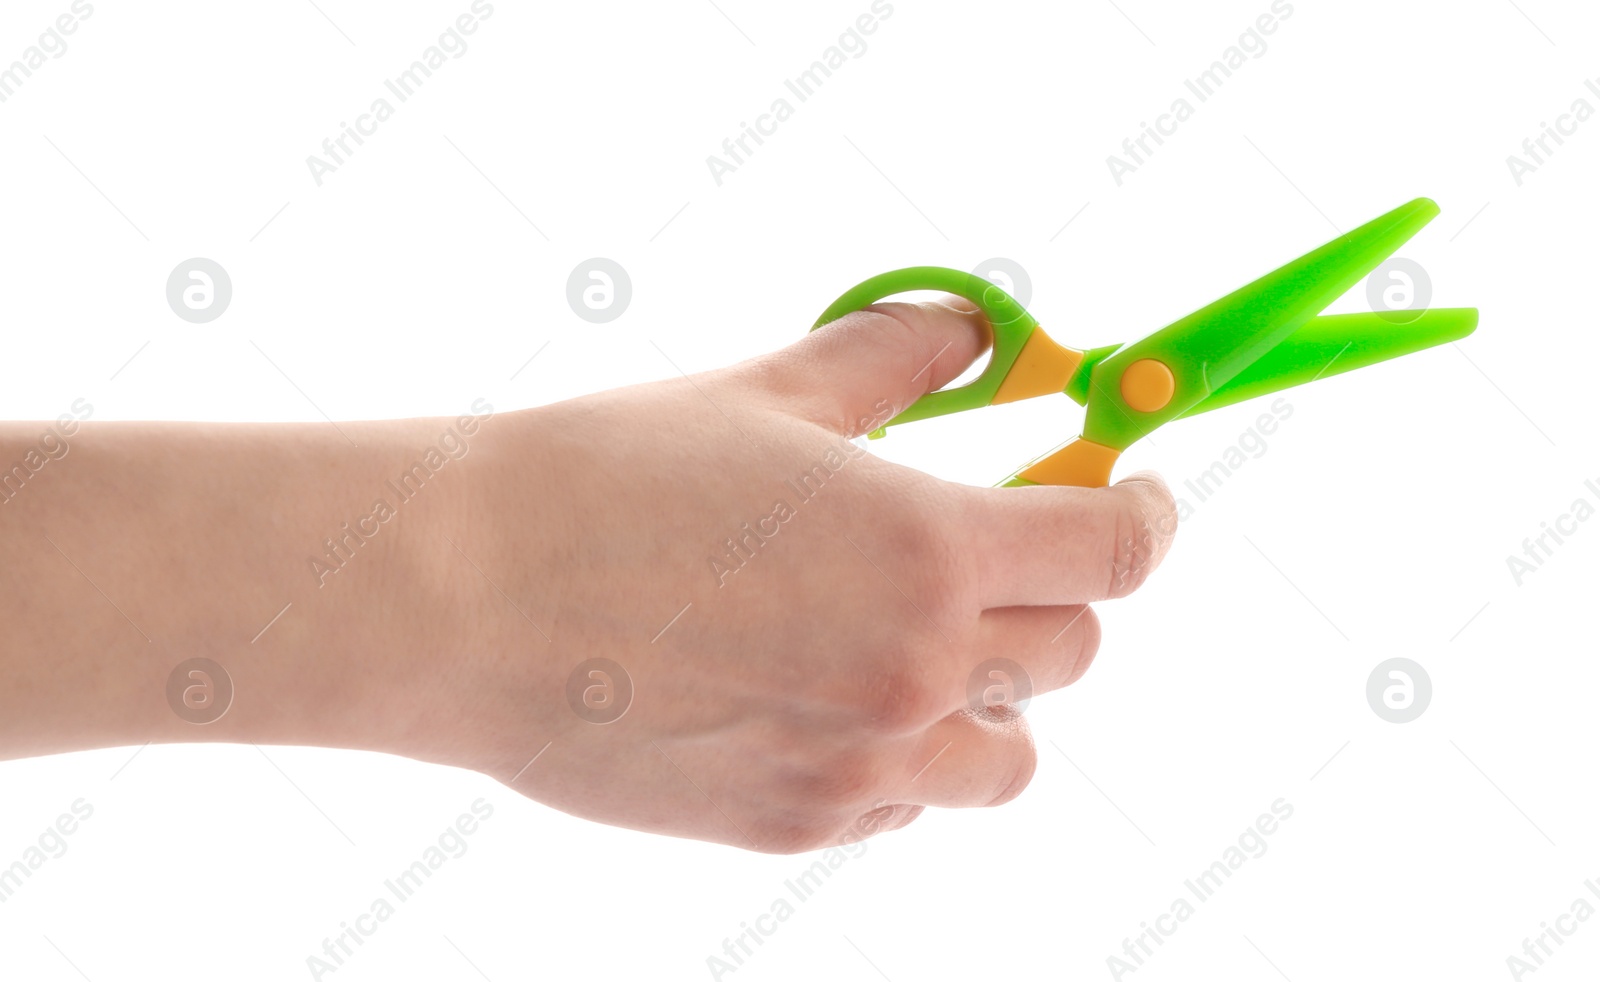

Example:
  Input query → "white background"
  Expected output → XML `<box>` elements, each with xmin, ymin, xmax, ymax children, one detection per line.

<box><xmin>1</xmin><ymin>0</ymin><xmax>1597</xmax><ymax>979</ymax></box>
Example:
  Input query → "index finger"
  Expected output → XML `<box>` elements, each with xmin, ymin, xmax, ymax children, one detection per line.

<box><xmin>957</xmin><ymin>470</ymin><xmax>1179</xmax><ymax>607</ymax></box>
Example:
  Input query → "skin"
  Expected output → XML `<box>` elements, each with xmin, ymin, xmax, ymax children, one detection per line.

<box><xmin>0</xmin><ymin>299</ymin><xmax>1177</xmax><ymax>854</ymax></box>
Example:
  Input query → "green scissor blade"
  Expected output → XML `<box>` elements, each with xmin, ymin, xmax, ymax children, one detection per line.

<box><xmin>1081</xmin><ymin>197</ymin><xmax>1441</xmax><ymax>450</ymax></box>
<box><xmin>1177</xmin><ymin>307</ymin><xmax>1479</xmax><ymax>417</ymax></box>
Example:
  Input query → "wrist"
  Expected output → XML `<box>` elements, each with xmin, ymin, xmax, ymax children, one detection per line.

<box><xmin>0</xmin><ymin>409</ymin><xmax>496</xmax><ymax>762</ymax></box>
<box><xmin>250</xmin><ymin>407</ymin><xmax>507</xmax><ymax>759</ymax></box>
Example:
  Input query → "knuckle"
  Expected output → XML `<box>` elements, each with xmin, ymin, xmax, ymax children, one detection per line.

<box><xmin>796</xmin><ymin>753</ymin><xmax>889</xmax><ymax>810</ymax></box>
<box><xmin>849</xmin><ymin>799</ymin><xmax>899</xmax><ymax>835</ymax></box>
<box><xmin>844</xmin><ymin>801</ymin><xmax>919</xmax><ymax>841</ymax></box>
<box><xmin>757</xmin><ymin>802</ymin><xmax>920</xmax><ymax>854</ymax></box>
<box><xmin>884</xmin><ymin>486</ymin><xmax>980</xmax><ymax>622</ymax></box>
<box><xmin>727</xmin><ymin>351</ymin><xmax>806</xmax><ymax>407</ymax></box>
<box><xmin>749</xmin><ymin>816</ymin><xmax>839</xmax><ymax>855</ymax></box>
<box><xmin>884</xmin><ymin>803</ymin><xmax>925</xmax><ymax>833</ymax></box>
<box><xmin>856</xmin><ymin>664</ymin><xmax>946</xmax><ymax>733</ymax></box>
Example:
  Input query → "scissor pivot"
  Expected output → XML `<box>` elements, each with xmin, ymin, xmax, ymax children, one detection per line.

<box><xmin>1120</xmin><ymin>358</ymin><xmax>1175</xmax><ymax>413</ymax></box>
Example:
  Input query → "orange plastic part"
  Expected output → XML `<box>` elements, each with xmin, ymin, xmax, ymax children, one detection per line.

<box><xmin>1119</xmin><ymin>358</ymin><xmax>1176</xmax><ymax>413</ymax></box>
<box><xmin>991</xmin><ymin>327</ymin><xmax>1084</xmax><ymax>406</ymax></box>
<box><xmin>1016</xmin><ymin>437</ymin><xmax>1121</xmax><ymax>488</ymax></box>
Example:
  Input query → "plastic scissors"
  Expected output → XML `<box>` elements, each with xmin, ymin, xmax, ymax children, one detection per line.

<box><xmin>811</xmin><ymin>197</ymin><xmax>1478</xmax><ymax>488</ymax></box>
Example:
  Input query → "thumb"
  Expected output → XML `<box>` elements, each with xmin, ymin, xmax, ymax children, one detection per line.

<box><xmin>777</xmin><ymin>297</ymin><xmax>992</xmax><ymax>436</ymax></box>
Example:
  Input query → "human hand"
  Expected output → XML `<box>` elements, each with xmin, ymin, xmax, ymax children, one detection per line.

<box><xmin>0</xmin><ymin>299</ymin><xmax>1176</xmax><ymax>853</ymax></box>
<box><xmin>435</xmin><ymin>298</ymin><xmax>1179</xmax><ymax>852</ymax></box>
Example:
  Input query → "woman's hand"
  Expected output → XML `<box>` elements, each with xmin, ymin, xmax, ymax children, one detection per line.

<box><xmin>0</xmin><ymin>298</ymin><xmax>1176</xmax><ymax>854</ymax></box>
<box><xmin>442</xmin><ymin>298</ymin><xmax>1178</xmax><ymax>851</ymax></box>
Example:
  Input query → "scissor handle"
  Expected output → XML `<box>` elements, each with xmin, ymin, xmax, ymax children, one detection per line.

<box><xmin>811</xmin><ymin>266</ymin><xmax>1040</xmax><ymax>429</ymax></box>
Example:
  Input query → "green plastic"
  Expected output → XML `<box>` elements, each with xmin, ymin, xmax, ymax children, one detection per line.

<box><xmin>1077</xmin><ymin>197</ymin><xmax>1443</xmax><ymax>450</ymax></box>
<box><xmin>1178</xmin><ymin>307</ymin><xmax>1478</xmax><ymax>417</ymax></box>
<box><xmin>810</xmin><ymin>266</ymin><xmax>1039</xmax><ymax>426</ymax></box>
<box><xmin>811</xmin><ymin>197</ymin><xmax>1478</xmax><ymax>485</ymax></box>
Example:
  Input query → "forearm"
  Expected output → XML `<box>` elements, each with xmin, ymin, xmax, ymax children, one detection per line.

<box><xmin>0</xmin><ymin>303</ymin><xmax>1183</xmax><ymax>853</ymax></box>
<box><xmin>0</xmin><ymin>412</ymin><xmax>495</xmax><ymax>761</ymax></box>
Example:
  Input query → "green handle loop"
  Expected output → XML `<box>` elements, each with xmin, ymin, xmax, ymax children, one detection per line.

<box><xmin>811</xmin><ymin>266</ymin><xmax>1040</xmax><ymax>429</ymax></box>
